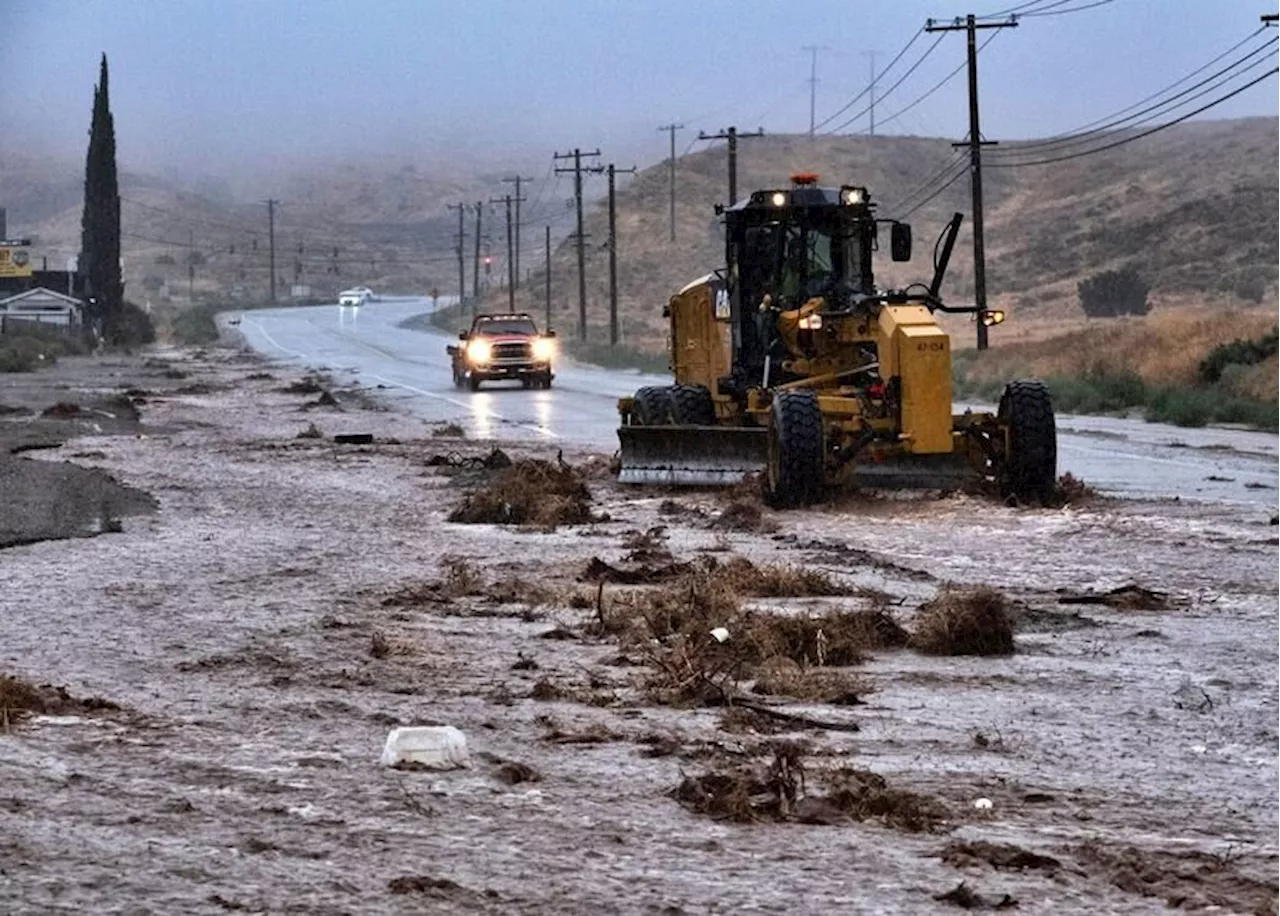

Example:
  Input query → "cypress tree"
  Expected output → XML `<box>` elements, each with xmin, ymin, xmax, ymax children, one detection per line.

<box><xmin>79</xmin><ymin>54</ymin><xmax>123</xmax><ymax>344</ymax></box>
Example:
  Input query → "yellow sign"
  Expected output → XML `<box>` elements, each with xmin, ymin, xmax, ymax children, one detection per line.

<box><xmin>0</xmin><ymin>246</ymin><xmax>33</xmax><ymax>279</ymax></box>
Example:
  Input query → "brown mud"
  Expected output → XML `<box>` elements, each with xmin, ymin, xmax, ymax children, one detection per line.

<box><xmin>0</xmin><ymin>345</ymin><xmax>1275</xmax><ymax>914</ymax></box>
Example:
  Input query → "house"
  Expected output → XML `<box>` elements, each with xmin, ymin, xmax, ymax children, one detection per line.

<box><xmin>0</xmin><ymin>287</ymin><xmax>83</xmax><ymax>333</ymax></box>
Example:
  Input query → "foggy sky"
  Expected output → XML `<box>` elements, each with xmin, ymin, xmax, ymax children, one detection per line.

<box><xmin>2</xmin><ymin>0</ymin><xmax>1276</xmax><ymax>185</ymax></box>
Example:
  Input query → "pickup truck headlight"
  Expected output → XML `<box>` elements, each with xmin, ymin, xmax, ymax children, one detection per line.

<box><xmin>532</xmin><ymin>337</ymin><xmax>555</xmax><ymax>362</ymax></box>
<box><xmin>466</xmin><ymin>339</ymin><xmax>491</xmax><ymax>363</ymax></box>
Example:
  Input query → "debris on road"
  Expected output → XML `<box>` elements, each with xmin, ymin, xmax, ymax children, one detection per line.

<box><xmin>380</xmin><ymin>725</ymin><xmax>470</xmax><ymax>770</ymax></box>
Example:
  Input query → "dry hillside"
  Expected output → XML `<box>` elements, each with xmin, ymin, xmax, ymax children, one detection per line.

<box><xmin>488</xmin><ymin>118</ymin><xmax>1277</xmax><ymax>351</ymax></box>
<box><xmin>3</xmin><ymin>118</ymin><xmax>1275</xmax><ymax>338</ymax></box>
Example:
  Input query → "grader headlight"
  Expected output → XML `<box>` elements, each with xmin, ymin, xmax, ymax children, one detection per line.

<box><xmin>841</xmin><ymin>186</ymin><xmax>867</xmax><ymax>205</ymax></box>
<box><xmin>981</xmin><ymin>310</ymin><xmax>1006</xmax><ymax>327</ymax></box>
<box><xmin>770</xmin><ymin>191</ymin><xmax>788</xmax><ymax>207</ymax></box>
<box><xmin>798</xmin><ymin>314</ymin><xmax>823</xmax><ymax>330</ymax></box>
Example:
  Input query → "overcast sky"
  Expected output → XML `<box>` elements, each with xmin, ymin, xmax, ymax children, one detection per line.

<box><xmin>2</xmin><ymin>0</ymin><xmax>1276</xmax><ymax>182</ymax></box>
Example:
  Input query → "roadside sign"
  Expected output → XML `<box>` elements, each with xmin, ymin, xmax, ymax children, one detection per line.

<box><xmin>0</xmin><ymin>245</ymin><xmax>33</xmax><ymax>279</ymax></box>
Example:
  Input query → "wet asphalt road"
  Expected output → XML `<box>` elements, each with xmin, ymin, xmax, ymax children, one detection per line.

<box><xmin>231</xmin><ymin>297</ymin><xmax>1279</xmax><ymax>510</ymax></box>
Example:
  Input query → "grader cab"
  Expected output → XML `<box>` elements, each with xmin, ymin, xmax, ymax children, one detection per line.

<box><xmin>617</xmin><ymin>175</ymin><xmax>1056</xmax><ymax>506</ymax></box>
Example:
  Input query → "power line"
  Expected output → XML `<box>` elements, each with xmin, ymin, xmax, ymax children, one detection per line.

<box><xmin>874</xmin><ymin>29</ymin><xmax>1002</xmax><ymax>132</ymax></box>
<box><xmin>899</xmin><ymin>164</ymin><xmax>971</xmax><ymax>218</ymax></box>
<box><xmin>813</xmin><ymin>28</ymin><xmax>926</xmax><ymax>132</ymax></box>
<box><xmin>822</xmin><ymin>32</ymin><xmax>948</xmax><ymax>135</ymax></box>
<box><xmin>990</xmin><ymin>30</ymin><xmax>1276</xmax><ymax>156</ymax></box>
<box><xmin>1018</xmin><ymin>0</ymin><xmax>1114</xmax><ymax>17</ymax></box>
<box><xmin>986</xmin><ymin>66</ymin><xmax>1279</xmax><ymax>167</ymax></box>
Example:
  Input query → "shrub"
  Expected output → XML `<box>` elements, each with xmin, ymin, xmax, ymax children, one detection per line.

<box><xmin>1077</xmin><ymin>266</ymin><xmax>1151</xmax><ymax>318</ymax></box>
<box><xmin>1198</xmin><ymin>327</ymin><xmax>1278</xmax><ymax>383</ymax></box>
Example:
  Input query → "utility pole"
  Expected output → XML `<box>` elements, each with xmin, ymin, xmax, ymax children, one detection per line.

<box><xmin>803</xmin><ymin>46</ymin><xmax>828</xmax><ymax>139</ymax></box>
<box><xmin>472</xmin><ymin>201</ymin><xmax>482</xmax><ymax>314</ymax></box>
<box><xmin>606</xmin><ymin>163</ymin><xmax>637</xmax><ymax>347</ymax></box>
<box><xmin>447</xmin><ymin>202</ymin><xmax>467</xmax><ymax>307</ymax></box>
<box><xmin>925</xmin><ymin>13</ymin><xmax>1016</xmax><ymax>351</ymax></box>
<box><xmin>861</xmin><ymin>50</ymin><xmax>879</xmax><ymax>135</ymax></box>
<box><xmin>265</xmin><ymin>198</ymin><xmax>277</xmax><ymax>303</ymax></box>
<box><xmin>657</xmin><ymin>123</ymin><xmax>684</xmax><ymax>242</ymax></box>
<box><xmin>489</xmin><ymin>194</ymin><xmax>519</xmax><ymax>311</ymax></box>
<box><xmin>697</xmin><ymin>126</ymin><xmax>764</xmax><ymax>206</ymax></box>
<box><xmin>502</xmin><ymin>176</ymin><xmax>533</xmax><ymax>290</ymax></box>
<box><xmin>553</xmin><ymin>148</ymin><xmax>603</xmax><ymax>341</ymax></box>
<box><xmin>544</xmin><ymin>225</ymin><xmax>552</xmax><ymax>331</ymax></box>
<box><xmin>188</xmin><ymin>228</ymin><xmax>195</xmax><ymax>302</ymax></box>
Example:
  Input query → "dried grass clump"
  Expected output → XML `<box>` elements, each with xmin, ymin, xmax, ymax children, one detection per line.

<box><xmin>1</xmin><ymin>674</ymin><xmax>120</xmax><ymax>728</ymax></box>
<box><xmin>1048</xmin><ymin>472</ymin><xmax>1096</xmax><ymax>507</ymax></box>
<box><xmin>447</xmin><ymin>458</ymin><xmax>594</xmax><ymax>529</ymax></box>
<box><xmin>432</xmin><ymin>422</ymin><xmax>465</xmax><ymax>438</ymax></box>
<box><xmin>706</xmin><ymin>556</ymin><xmax>858</xmax><ymax>598</ymax></box>
<box><xmin>712</xmin><ymin>499</ymin><xmax>778</xmax><ymax>533</ymax></box>
<box><xmin>751</xmin><ymin>666</ymin><xmax>872</xmax><ymax>704</ymax></box>
<box><xmin>670</xmin><ymin>742</ymin><xmax>807</xmax><ymax>822</ymax></box>
<box><xmin>821</xmin><ymin>766</ymin><xmax>951</xmax><ymax>832</ymax></box>
<box><xmin>672</xmin><ymin>747</ymin><xmax>948</xmax><ymax>831</ymax></box>
<box><xmin>911</xmin><ymin>585</ymin><xmax>1014</xmax><ymax>657</ymax></box>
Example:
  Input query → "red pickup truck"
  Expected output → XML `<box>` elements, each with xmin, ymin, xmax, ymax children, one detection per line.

<box><xmin>447</xmin><ymin>313</ymin><xmax>557</xmax><ymax>391</ymax></box>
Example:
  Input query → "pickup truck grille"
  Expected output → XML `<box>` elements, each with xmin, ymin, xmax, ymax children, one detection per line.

<box><xmin>492</xmin><ymin>341</ymin><xmax>532</xmax><ymax>360</ymax></box>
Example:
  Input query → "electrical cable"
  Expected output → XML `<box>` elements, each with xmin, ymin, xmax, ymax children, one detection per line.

<box><xmin>1018</xmin><ymin>0</ymin><xmax>1114</xmax><ymax>18</ymax></box>
<box><xmin>874</xmin><ymin>29</ymin><xmax>1003</xmax><ymax>132</ymax></box>
<box><xmin>812</xmin><ymin>27</ymin><xmax>927</xmax><ymax>132</ymax></box>
<box><xmin>987</xmin><ymin>66</ymin><xmax>1278</xmax><ymax>167</ymax></box>
<box><xmin>822</xmin><ymin>32</ymin><xmax>948</xmax><ymax>135</ymax></box>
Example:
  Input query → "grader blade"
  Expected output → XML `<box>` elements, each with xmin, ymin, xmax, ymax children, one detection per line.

<box><xmin>617</xmin><ymin>426</ymin><xmax>767</xmax><ymax>486</ymax></box>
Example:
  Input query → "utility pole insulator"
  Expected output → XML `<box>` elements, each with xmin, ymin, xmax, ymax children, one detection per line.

<box><xmin>698</xmin><ymin>126</ymin><xmax>765</xmax><ymax>206</ymax></box>
<box><xmin>925</xmin><ymin>12</ymin><xmax>1017</xmax><ymax>351</ymax></box>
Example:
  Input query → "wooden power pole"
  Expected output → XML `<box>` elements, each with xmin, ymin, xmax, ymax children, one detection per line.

<box><xmin>606</xmin><ymin>162</ymin><xmax>637</xmax><ymax>347</ymax></box>
<box><xmin>657</xmin><ymin>122</ymin><xmax>684</xmax><ymax>241</ymax></box>
<box><xmin>502</xmin><ymin>176</ymin><xmax>533</xmax><ymax>291</ymax></box>
<box><xmin>265</xmin><ymin>198</ymin><xmax>277</xmax><ymax>303</ymax></box>
<box><xmin>447</xmin><ymin>202</ymin><xmax>467</xmax><ymax>307</ymax></box>
<box><xmin>697</xmin><ymin>126</ymin><xmax>764</xmax><ymax>206</ymax></box>
<box><xmin>544</xmin><ymin>225</ymin><xmax>551</xmax><ymax>331</ymax></box>
<box><xmin>553</xmin><ymin>148</ymin><xmax>603</xmax><ymax>341</ymax></box>
<box><xmin>925</xmin><ymin>13</ymin><xmax>1016</xmax><ymax>351</ymax></box>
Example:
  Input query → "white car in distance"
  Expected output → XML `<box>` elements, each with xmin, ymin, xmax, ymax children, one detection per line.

<box><xmin>338</xmin><ymin>287</ymin><xmax>375</xmax><ymax>307</ymax></box>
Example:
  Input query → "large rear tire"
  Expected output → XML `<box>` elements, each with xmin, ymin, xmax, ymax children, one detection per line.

<box><xmin>766</xmin><ymin>390</ymin><xmax>824</xmax><ymax>508</ymax></box>
<box><xmin>632</xmin><ymin>386</ymin><xmax>674</xmax><ymax>425</ymax></box>
<box><xmin>670</xmin><ymin>384</ymin><xmax>715</xmax><ymax>425</ymax></box>
<box><xmin>999</xmin><ymin>379</ymin><xmax>1056</xmax><ymax>504</ymax></box>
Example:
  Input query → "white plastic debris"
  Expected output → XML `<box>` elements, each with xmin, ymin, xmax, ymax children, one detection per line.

<box><xmin>710</xmin><ymin>627</ymin><xmax>730</xmax><ymax>643</ymax></box>
<box><xmin>973</xmin><ymin>797</ymin><xmax>994</xmax><ymax>810</ymax></box>
<box><xmin>380</xmin><ymin>726</ymin><xmax>470</xmax><ymax>770</ymax></box>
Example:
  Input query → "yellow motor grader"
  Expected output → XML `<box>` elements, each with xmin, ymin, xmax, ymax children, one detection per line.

<box><xmin>616</xmin><ymin>174</ymin><xmax>1056</xmax><ymax>506</ymax></box>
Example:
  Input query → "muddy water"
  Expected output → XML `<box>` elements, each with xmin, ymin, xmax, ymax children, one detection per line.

<box><xmin>1</xmin><ymin>349</ymin><xmax>1276</xmax><ymax>914</ymax></box>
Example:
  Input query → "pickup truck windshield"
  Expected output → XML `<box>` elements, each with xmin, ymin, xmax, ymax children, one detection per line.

<box><xmin>474</xmin><ymin>319</ymin><xmax>538</xmax><ymax>335</ymax></box>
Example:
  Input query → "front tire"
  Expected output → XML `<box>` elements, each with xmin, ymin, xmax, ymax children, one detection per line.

<box><xmin>766</xmin><ymin>390</ymin><xmax>824</xmax><ymax>508</ymax></box>
<box><xmin>632</xmin><ymin>386</ymin><xmax>674</xmax><ymax>425</ymax></box>
<box><xmin>468</xmin><ymin>373</ymin><xmax>482</xmax><ymax>392</ymax></box>
<box><xmin>670</xmin><ymin>384</ymin><xmax>715</xmax><ymax>425</ymax></box>
<box><xmin>998</xmin><ymin>379</ymin><xmax>1056</xmax><ymax>504</ymax></box>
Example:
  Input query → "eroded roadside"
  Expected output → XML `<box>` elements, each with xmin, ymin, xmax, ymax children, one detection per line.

<box><xmin>0</xmin><ymin>345</ymin><xmax>1276</xmax><ymax>915</ymax></box>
